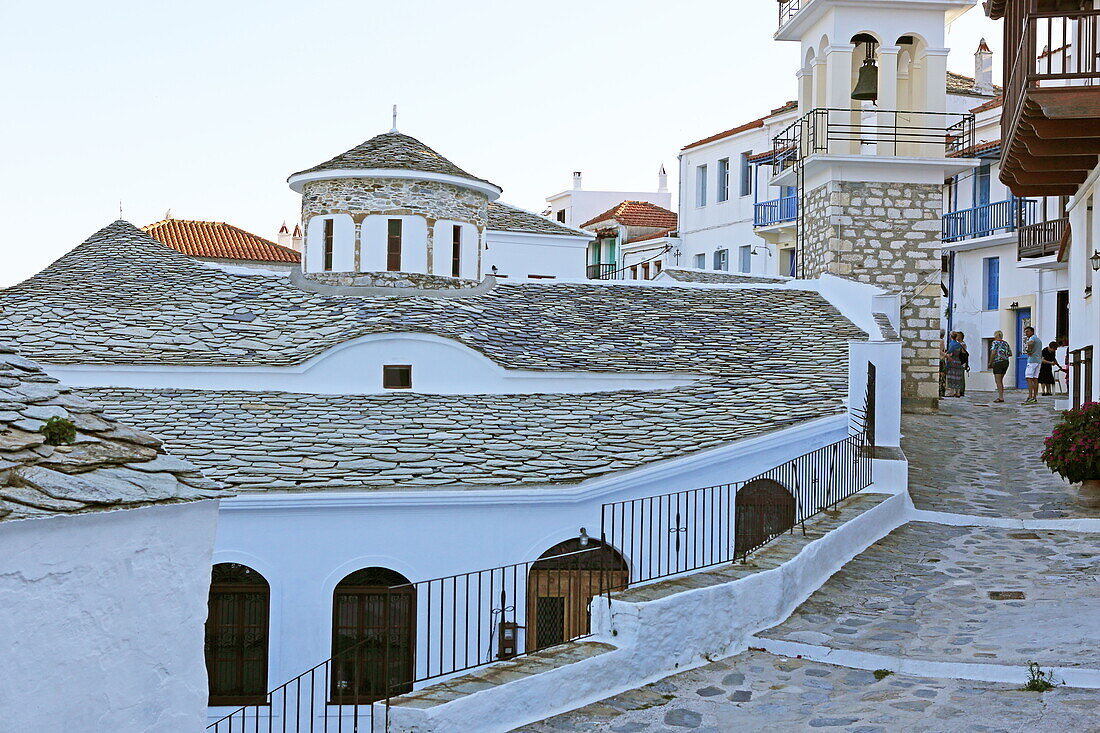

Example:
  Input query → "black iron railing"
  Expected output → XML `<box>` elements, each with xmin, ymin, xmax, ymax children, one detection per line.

<box><xmin>778</xmin><ymin>0</ymin><xmax>802</xmax><ymax>28</ymax></box>
<box><xmin>586</xmin><ymin>263</ymin><xmax>619</xmax><ymax>280</ymax></box>
<box><xmin>772</xmin><ymin>108</ymin><xmax>975</xmax><ymax>173</ymax></box>
<box><xmin>1018</xmin><ymin>215</ymin><xmax>1068</xmax><ymax>258</ymax></box>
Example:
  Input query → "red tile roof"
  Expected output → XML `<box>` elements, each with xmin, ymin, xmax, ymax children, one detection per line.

<box><xmin>949</xmin><ymin>138</ymin><xmax>1002</xmax><ymax>158</ymax></box>
<box><xmin>143</xmin><ymin>219</ymin><xmax>300</xmax><ymax>264</ymax></box>
<box><xmin>971</xmin><ymin>94</ymin><xmax>1003</xmax><ymax>113</ymax></box>
<box><xmin>681</xmin><ymin>101</ymin><xmax>798</xmax><ymax>151</ymax></box>
<box><xmin>581</xmin><ymin>201</ymin><xmax>678</xmax><ymax>230</ymax></box>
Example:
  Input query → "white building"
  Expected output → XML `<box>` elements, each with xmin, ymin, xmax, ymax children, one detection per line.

<box><xmin>0</xmin><ymin>205</ymin><xmax>901</xmax><ymax>729</ymax></box>
<box><xmin>544</xmin><ymin>168</ymin><xmax>672</xmax><ymax>229</ymax></box>
<box><xmin>578</xmin><ymin>199</ymin><xmax>678</xmax><ymax>279</ymax></box>
<box><xmin>983</xmin><ymin>1</ymin><xmax>1097</xmax><ymax>407</ymax></box>
<box><xmin>0</xmin><ymin>344</ymin><xmax>222</xmax><ymax>732</ymax></box>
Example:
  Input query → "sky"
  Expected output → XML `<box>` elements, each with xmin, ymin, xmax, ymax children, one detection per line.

<box><xmin>0</xmin><ymin>1</ymin><xmax>1001</xmax><ymax>287</ymax></box>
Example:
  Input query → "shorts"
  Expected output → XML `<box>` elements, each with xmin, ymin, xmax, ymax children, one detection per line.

<box><xmin>1025</xmin><ymin>362</ymin><xmax>1041</xmax><ymax>379</ymax></box>
<box><xmin>992</xmin><ymin>361</ymin><xmax>1009</xmax><ymax>376</ymax></box>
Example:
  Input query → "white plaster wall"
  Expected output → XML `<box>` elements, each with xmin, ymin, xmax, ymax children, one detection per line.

<box><xmin>0</xmin><ymin>500</ymin><xmax>220</xmax><ymax>733</ymax></box>
<box><xmin>48</xmin><ymin>333</ymin><xmax>699</xmax><ymax>395</ymax></box>
<box><xmin>545</xmin><ymin>190</ymin><xmax>672</xmax><ymax>229</ymax></box>
<box><xmin>304</xmin><ymin>214</ymin><xmax>354</xmax><ymax>273</ymax></box>
<box><xmin>430</xmin><ymin>220</ymin><xmax>479</xmax><ymax>278</ymax></box>
<box><xmin>207</xmin><ymin>414</ymin><xmax>849</xmax><ymax>717</ymax></box>
<box><xmin>361</xmin><ymin>215</ymin><xmax>429</xmax><ymax>273</ymax></box>
<box><xmin>484</xmin><ymin>231</ymin><xmax>588</xmax><ymax>279</ymax></box>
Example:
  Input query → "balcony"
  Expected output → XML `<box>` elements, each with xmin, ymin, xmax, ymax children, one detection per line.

<box><xmin>942</xmin><ymin>198</ymin><xmax>1036</xmax><ymax>243</ymax></box>
<box><xmin>1018</xmin><ymin>215</ymin><xmax>1068</xmax><ymax>259</ymax></box>
<box><xmin>994</xmin><ymin>5</ymin><xmax>1100</xmax><ymax>195</ymax></box>
<box><xmin>753</xmin><ymin>195</ymin><xmax>798</xmax><ymax>228</ymax></box>
<box><xmin>586</xmin><ymin>263</ymin><xmax>620</xmax><ymax>280</ymax></box>
<box><xmin>772</xmin><ymin>108</ymin><xmax>975</xmax><ymax>174</ymax></box>
<box><xmin>778</xmin><ymin>0</ymin><xmax>803</xmax><ymax>28</ymax></box>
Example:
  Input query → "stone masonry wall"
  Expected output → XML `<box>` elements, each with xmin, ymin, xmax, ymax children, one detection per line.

<box><xmin>803</xmin><ymin>181</ymin><xmax>943</xmax><ymax>411</ymax></box>
<box><xmin>302</xmin><ymin>178</ymin><xmax>488</xmax><ymax>275</ymax></box>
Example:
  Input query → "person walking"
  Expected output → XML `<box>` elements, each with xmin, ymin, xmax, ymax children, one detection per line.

<box><xmin>938</xmin><ymin>329</ymin><xmax>948</xmax><ymax>398</ymax></box>
<box><xmin>989</xmin><ymin>330</ymin><xmax>1012</xmax><ymax>403</ymax></box>
<box><xmin>956</xmin><ymin>331</ymin><xmax>970</xmax><ymax>397</ymax></box>
<box><xmin>1039</xmin><ymin>341</ymin><xmax>1063</xmax><ymax>396</ymax></box>
<box><xmin>944</xmin><ymin>331</ymin><xmax>965</xmax><ymax>398</ymax></box>
<box><xmin>1023</xmin><ymin>325</ymin><xmax>1042</xmax><ymax>404</ymax></box>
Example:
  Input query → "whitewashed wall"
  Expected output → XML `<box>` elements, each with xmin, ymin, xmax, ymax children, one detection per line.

<box><xmin>0</xmin><ymin>500</ymin><xmax>220</xmax><ymax>733</ymax></box>
<box><xmin>484</xmin><ymin>231</ymin><xmax>589</xmax><ymax>279</ymax></box>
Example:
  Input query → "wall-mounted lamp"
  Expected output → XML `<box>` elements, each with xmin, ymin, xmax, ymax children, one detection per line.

<box><xmin>578</xmin><ymin>527</ymin><xmax>590</xmax><ymax>547</ymax></box>
<box><xmin>1091</xmin><ymin>250</ymin><xmax>1100</xmax><ymax>271</ymax></box>
<box><xmin>491</xmin><ymin>265</ymin><xmax>498</xmax><ymax>276</ymax></box>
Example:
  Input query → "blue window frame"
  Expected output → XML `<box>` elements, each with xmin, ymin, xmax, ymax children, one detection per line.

<box><xmin>983</xmin><ymin>256</ymin><xmax>999</xmax><ymax>310</ymax></box>
<box><xmin>717</xmin><ymin>158</ymin><xmax>729</xmax><ymax>203</ymax></box>
<box><xmin>693</xmin><ymin>253</ymin><xmax>706</xmax><ymax>269</ymax></box>
<box><xmin>713</xmin><ymin>249</ymin><xmax>729</xmax><ymax>271</ymax></box>
<box><xmin>739</xmin><ymin>245</ymin><xmax>751</xmax><ymax>273</ymax></box>
<box><xmin>740</xmin><ymin>152</ymin><xmax>753</xmax><ymax>197</ymax></box>
<box><xmin>696</xmin><ymin>165</ymin><xmax>708</xmax><ymax>207</ymax></box>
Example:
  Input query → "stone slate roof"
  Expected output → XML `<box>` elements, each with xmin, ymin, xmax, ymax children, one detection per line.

<box><xmin>144</xmin><ymin>218</ymin><xmax>301</xmax><ymax>263</ymax></box>
<box><xmin>660</xmin><ymin>268</ymin><xmax>787</xmax><ymax>285</ymax></box>
<box><xmin>291</xmin><ymin>131</ymin><xmax>498</xmax><ymax>189</ymax></box>
<box><xmin>1</xmin><ymin>220</ymin><xmax>868</xmax><ymax>493</ymax></box>
<box><xmin>0</xmin><ymin>345</ymin><xmax>221</xmax><ymax>521</ymax></box>
<box><xmin>487</xmin><ymin>202</ymin><xmax>591</xmax><ymax>237</ymax></box>
<box><xmin>0</xmin><ymin>221</ymin><xmax>855</xmax><ymax>372</ymax></box>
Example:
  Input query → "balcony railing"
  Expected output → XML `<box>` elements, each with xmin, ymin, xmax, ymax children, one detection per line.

<box><xmin>754</xmin><ymin>194</ymin><xmax>798</xmax><ymax>227</ymax></box>
<box><xmin>942</xmin><ymin>198</ymin><xmax>1036</xmax><ymax>243</ymax></box>
<box><xmin>778</xmin><ymin>0</ymin><xmax>802</xmax><ymax>28</ymax></box>
<box><xmin>772</xmin><ymin>108</ymin><xmax>975</xmax><ymax>173</ymax></box>
<box><xmin>1004</xmin><ymin>8</ymin><xmax>1100</xmax><ymax>139</ymax></box>
<box><xmin>587</xmin><ymin>263</ymin><xmax>620</xmax><ymax>280</ymax></box>
<box><xmin>1018</xmin><ymin>215</ymin><xmax>1068</xmax><ymax>258</ymax></box>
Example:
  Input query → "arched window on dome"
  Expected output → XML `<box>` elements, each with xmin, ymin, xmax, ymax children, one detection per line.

<box><xmin>305</xmin><ymin>214</ymin><xmax>354</xmax><ymax>273</ymax></box>
<box><xmin>204</xmin><ymin>563</ymin><xmax>270</xmax><ymax>706</ymax></box>
<box><xmin>331</xmin><ymin>567</ymin><xmax>415</xmax><ymax>704</ymax></box>
<box><xmin>361</xmin><ymin>215</ymin><xmax>428</xmax><ymax>273</ymax></box>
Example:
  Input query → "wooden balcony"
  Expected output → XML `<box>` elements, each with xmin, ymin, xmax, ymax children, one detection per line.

<box><xmin>993</xmin><ymin>4</ymin><xmax>1100</xmax><ymax>196</ymax></box>
<box><xmin>1017</xmin><ymin>215</ymin><xmax>1069</xmax><ymax>259</ymax></box>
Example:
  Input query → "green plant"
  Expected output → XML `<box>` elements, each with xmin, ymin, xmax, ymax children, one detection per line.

<box><xmin>39</xmin><ymin>416</ymin><xmax>76</xmax><ymax>446</ymax></box>
<box><xmin>873</xmin><ymin>669</ymin><xmax>893</xmax><ymax>681</ymax></box>
<box><xmin>1041</xmin><ymin>402</ymin><xmax>1100</xmax><ymax>483</ymax></box>
<box><xmin>1022</xmin><ymin>662</ymin><xmax>1058</xmax><ymax>692</ymax></box>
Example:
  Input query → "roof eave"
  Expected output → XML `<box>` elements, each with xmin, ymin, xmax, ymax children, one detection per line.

<box><xmin>288</xmin><ymin>168</ymin><xmax>503</xmax><ymax>200</ymax></box>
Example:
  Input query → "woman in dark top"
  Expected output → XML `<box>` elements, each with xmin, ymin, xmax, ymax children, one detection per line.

<box><xmin>1039</xmin><ymin>342</ymin><xmax>1061</xmax><ymax>396</ymax></box>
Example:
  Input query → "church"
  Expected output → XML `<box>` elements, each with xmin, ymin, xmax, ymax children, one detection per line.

<box><xmin>0</xmin><ymin>124</ymin><xmax>900</xmax><ymax>731</ymax></box>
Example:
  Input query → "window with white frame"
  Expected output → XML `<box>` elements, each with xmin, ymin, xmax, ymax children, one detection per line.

<box><xmin>713</xmin><ymin>248</ymin><xmax>729</xmax><ymax>271</ymax></box>
<box><xmin>717</xmin><ymin>158</ymin><xmax>730</xmax><ymax>203</ymax></box>
<box><xmin>696</xmin><ymin>165</ymin><xmax>708</xmax><ymax>207</ymax></box>
<box><xmin>740</xmin><ymin>152</ymin><xmax>753</xmax><ymax>197</ymax></box>
<box><xmin>739</xmin><ymin>245</ymin><xmax>752</xmax><ymax>273</ymax></box>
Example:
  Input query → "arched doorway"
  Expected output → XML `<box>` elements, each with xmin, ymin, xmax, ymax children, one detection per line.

<box><xmin>205</xmin><ymin>563</ymin><xmax>270</xmax><ymax>706</ymax></box>
<box><xmin>331</xmin><ymin>567</ymin><xmax>415</xmax><ymax>704</ymax></box>
<box><xmin>734</xmin><ymin>479</ymin><xmax>796</xmax><ymax>557</ymax></box>
<box><xmin>527</xmin><ymin>539</ymin><xmax>628</xmax><ymax>652</ymax></box>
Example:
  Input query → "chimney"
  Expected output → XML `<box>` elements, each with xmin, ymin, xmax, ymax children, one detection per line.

<box><xmin>291</xmin><ymin>223</ymin><xmax>303</xmax><ymax>252</ymax></box>
<box><xmin>658</xmin><ymin>164</ymin><xmax>668</xmax><ymax>193</ymax></box>
<box><xmin>572</xmin><ymin>171</ymin><xmax>582</xmax><ymax>190</ymax></box>
<box><xmin>277</xmin><ymin>221</ymin><xmax>292</xmax><ymax>249</ymax></box>
<box><xmin>974</xmin><ymin>38</ymin><xmax>994</xmax><ymax>94</ymax></box>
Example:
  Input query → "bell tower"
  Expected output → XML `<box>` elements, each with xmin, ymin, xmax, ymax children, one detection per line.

<box><xmin>774</xmin><ymin>0</ymin><xmax>977</xmax><ymax>412</ymax></box>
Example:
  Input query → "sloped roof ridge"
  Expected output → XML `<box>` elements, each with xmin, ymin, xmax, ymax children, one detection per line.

<box><xmin>581</xmin><ymin>200</ymin><xmax>678</xmax><ymax>229</ymax></box>
<box><xmin>143</xmin><ymin>218</ymin><xmax>301</xmax><ymax>264</ymax></box>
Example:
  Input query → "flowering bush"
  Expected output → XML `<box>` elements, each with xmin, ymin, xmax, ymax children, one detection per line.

<box><xmin>1041</xmin><ymin>402</ymin><xmax>1100</xmax><ymax>484</ymax></box>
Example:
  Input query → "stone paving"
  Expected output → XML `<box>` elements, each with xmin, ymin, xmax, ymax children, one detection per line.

<box><xmin>513</xmin><ymin>651</ymin><xmax>1100</xmax><ymax>732</ymax></box>
<box><xmin>761</xmin><ymin>522</ymin><xmax>1100</xmax><ymax>668</ymax></box>
<box><xmin>904</xmin><ymin>391</ymin><xmax>1091</xmax><ymax>519</ymax></box>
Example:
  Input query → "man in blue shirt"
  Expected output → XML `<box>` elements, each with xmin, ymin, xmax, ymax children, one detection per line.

<box><xmin>1023</xmin><ymin>326</ymin><xmax>1042</xmax><ymax>404</ymax></box>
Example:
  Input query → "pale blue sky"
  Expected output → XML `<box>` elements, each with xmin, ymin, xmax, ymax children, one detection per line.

<box><xmin>0</xmin><ymin>1</ymin><xmax>1000</xmax><ymax>286</ymax></box>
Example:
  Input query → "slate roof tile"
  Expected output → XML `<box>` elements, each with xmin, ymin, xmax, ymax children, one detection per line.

<box><xmin>487</xmin><ymin>202</ymin><xmax>590</xmax><ymax>237</ymax></box>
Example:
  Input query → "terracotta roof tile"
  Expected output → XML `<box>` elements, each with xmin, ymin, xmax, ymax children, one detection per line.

<box><xmin>144</xmin><ymin>219</ymin><xmax>300</xmax><ymax>264</ymax></box>
<box><xmin>949</xmin><ymin>138</ymin><xmax>1002</xmax><ymax>158</ymax></box>
<box><xmin>682</xmin><ymin>101</ymin><xmax>798</xmax><ymax>151</ymax></box>
<box><xmin>581</xmin><ymin>201</ymin><xmax>678</xmax><ymax>230</ymax></box>
<box><xmin>971</xmin><ymin>94</ymin><xmax>1003</xmax><ymax>113</ymax></box>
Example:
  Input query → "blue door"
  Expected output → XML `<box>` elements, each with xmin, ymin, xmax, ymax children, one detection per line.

<box><xmin>1015</xmin><ymin>308</ymin><xmax>1032</xmax><ymax>389</ymax></box>
<box><xmin>974</xmin><ymin>164</ymin><xmax>991</xmax><ymax>236</ymax></box>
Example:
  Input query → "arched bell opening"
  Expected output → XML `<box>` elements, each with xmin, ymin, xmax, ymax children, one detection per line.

<box><xmin>526</xmin><ymin>538</ymin><xmax>628</xmax><ymax>652</ymax></box>
<box><xmin>330</xmin><ymin>567</ymin><xmax>415</xmax><ymax>704</ymax></box>
<box><xmin>734</xmin><ymin>479</ymin><xmax>796</xmax><ymax>557</ymax></box>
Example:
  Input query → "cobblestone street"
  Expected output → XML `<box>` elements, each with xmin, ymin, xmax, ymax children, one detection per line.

<box><xmin>516</xmin><ymin>394</ymin><xmax>1100</xmax><ymax>731</ymax></box>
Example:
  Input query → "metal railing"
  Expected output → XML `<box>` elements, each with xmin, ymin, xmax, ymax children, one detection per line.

<box><xmin>772</xmin><ymin>108</ymin><xmax>975</xmax><ymax>173</ymax></box>
<box><xmin>1004</xmin><ymin>8</ymin><xmax>1100</xmax><ymax>140</ymax></box>
<box><xmin>778</xmin><ymin>0</ymin><xmax>802</xmax><ymax>28</ymax></box>
<box><xmin>1018</xmin><ymin>215</ymin><xmax>1068</xmax><ymax>258</ymax></box>
<box><xmin>754</xmin><ymin>194</ymin><xmax>798</xmax><ymax>227</ymax></box>
<box><xmin>942</xmin><ymin>198</ymin><xmax>1036</xmax><ymax>243</ymax></box>
<box><xmin>586</xmin><ymin>263</ymin><xmax>619</xmax><ymax>280</ymax></box>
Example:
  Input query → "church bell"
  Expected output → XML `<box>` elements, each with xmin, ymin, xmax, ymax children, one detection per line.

<box><xmin>851</xmin><ymin>39</ymin><xmax>879</xmax><ymax>102</ymax></box>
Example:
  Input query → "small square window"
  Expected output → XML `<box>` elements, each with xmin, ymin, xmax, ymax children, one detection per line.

<box><xmin>383</xmin><ymin>365</ymin><xmax>412</xmax><ymax>389</ymax></box>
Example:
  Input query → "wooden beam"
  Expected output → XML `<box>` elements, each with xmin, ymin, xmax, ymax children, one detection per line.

<box><xmin>1020</xmin><ymin>135</ymin><xmax>1100</xmax><ymax>156</ymax></box>
<box><xmin>1027</xmin><ymin>116</ymin><xmax>1100</xmax><ymax>139</ymax></box>
<box><xmin>1015</xmin><ymin>153</ymin><xmax>1097</xmax><ymax>172</ymax></box>
<box><xmin>1029</xmin><ymin>87</ymin><xmax>1100</xmax><ymax>120</ymax></box>
<box><xmin>1003</xmin><ymin>183</ymin><xmax>1079</xmax><ymax>197</ymax></box>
